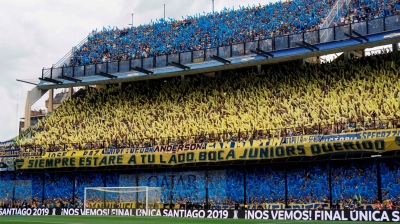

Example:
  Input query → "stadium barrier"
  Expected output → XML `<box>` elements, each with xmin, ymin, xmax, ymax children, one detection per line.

<box><xmin>15</xmin><ymin>136</ymin><xmax>400</xmax><ymax>169</ymax></box>
<box><xmin>5</xmin><ymin>124</ymin><xmax>399</xmax><ymax>157</ymax></box>
<box><xmin>9</xmin><ymin>126</ymin><xmax>400</xmax><ymax>157</ymax></box>
<box><xmin>42</xmin><ymin>14</ymin><xmax>400</xmax><ymax>79</ymax></box>
<box><xmin>51</xmin><ymin>202</ymin><xmax>378</xmax><ymax>211</ymax></box>
<box><xmin>0</xmin><ymin>208</ymin><xmax>400</xmax><ymax>221</ymax></box>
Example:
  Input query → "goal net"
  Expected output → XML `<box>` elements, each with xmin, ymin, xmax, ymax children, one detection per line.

<box><xmin>84</xmin><ymin>186</ymin><xmax>162</xmax><ymax>210</ymax></box>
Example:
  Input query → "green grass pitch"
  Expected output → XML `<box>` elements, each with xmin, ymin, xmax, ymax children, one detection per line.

<box><xmin>0</xmin><ymin>216</ymin><xmax>381</xmax><ymax>224</ymax></box>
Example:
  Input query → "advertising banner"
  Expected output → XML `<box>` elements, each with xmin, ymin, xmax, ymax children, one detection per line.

<box><xmin>1</xmin><ymin>208</ymin><xmax>400</xmax><ymax>222</ymax></box>
<box><xmin>16</xmin><ymin>136</ymin><xmax>400</xmax><ymax>169</ymax></box>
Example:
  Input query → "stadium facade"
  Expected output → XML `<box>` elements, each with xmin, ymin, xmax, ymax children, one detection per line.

<box><xmin>2</xmin><ymin>0</ymin><xmax>400</xmax><ymax>221</ymax></box>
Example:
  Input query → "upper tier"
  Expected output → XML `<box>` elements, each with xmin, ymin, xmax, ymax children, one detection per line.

<box><xmin>71</xmin><ymin>0</ymin><xmax>334</xmax><ymax>66</ymax></box>
<box><xmin>69</xmin><ymin>0</ymin><xmax>400</xmax><ymax>67</ymax></box>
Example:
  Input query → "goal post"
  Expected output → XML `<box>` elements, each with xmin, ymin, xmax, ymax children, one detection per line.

<box><xmin>84</xmin><ymin>186</ymin><xmax>162</xmax><ymax>211</ymax></box>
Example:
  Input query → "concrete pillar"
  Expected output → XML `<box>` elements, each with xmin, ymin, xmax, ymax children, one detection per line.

<box><xmin>24</xmin><ymin>92</ymin><xmax>31</xmax><ymax>131</ymax></box>
<box><xmin>343</xmin><ymin>52</ymin><xmax>349</xmax><ymax>62</ymax></box>
<box><xmin>393</xmin><ymin>43</ymin><xmax>398</xmax><ymax>53</ymax></box>
<box><xmin>181</xmin><ymin>75</ymin><xmax>185</xmax><ymax>82</ymax></box>
<box><xmin>95</xmin><ymin>85</ymin><xmax>106</xmax><ymax>90</ymax></box>
<box><xmin>68</xmin><ymin>87</ymin><xmax>73</xmax><ymax>98</ymax></box>
<box><xmin>48</xmin><ymin>89</ymin><xmax>54</xmax><ymax>113</ymax></box>
<box><xmin>357</xmin><ymin>49</ymin><xmax>365</xmax><ymax>57</ymax></box>
<box><xmin>257</xmin><ymin>65</ymin><xmax>261</xmax><ymax>75</ymax></box>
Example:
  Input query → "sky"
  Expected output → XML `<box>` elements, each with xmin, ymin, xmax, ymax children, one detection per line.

<box><xmin>0</xmin><ymin>0</ymin><xmax>279</xmax><ymax>141</ymax></box>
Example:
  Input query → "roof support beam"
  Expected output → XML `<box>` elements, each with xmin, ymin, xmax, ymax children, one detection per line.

<box><xmin>250</xmin><ymin>49</ymin><xmax>270</xmax><ymax>58</ymax></box>
<box><xmin>96</xmin><ymin>72</ymin><xmax>117</xmax><ymax>79</ymax></box>
<box><xmin>38</xmin><ymin>77</ymin><xmax>63</xmax><ymax>84</ymax></box>
<box><xmin>168</xmin><ymin>61</ymin><xmax>190</xmax><ymax>70</ymax></box>
<box><xmin>210</xmin><ymin>55</ymin><xmax>231</xmax><ymax>64</ymax></box>
<box><xmin>16</xmin><ymin>79</ymin><xmax>38</xmax><ymax>86</ymax></box>
<box><xmin>296</xmin><ymin>41</ymin><xmax>319</xmax><ymax>51</ymax></box>
<box><xmin>130</xmin><ymin>66</ymin><xmax>154</xmax><ymax>75</ymax></box>
<box><xmin>352</xmin><ymin>30</ymin><xmax>369</xmax><ymax>42</ymax></box>
<box><xmin>344</xmin><ymin>33</ymin><xmax>363</xmax><ymax>43</ymax></box>
<box><xmin>58</xmin><ymin>75</ymin><xmax>82</xmax><ymax>83</ymax></box>
<box><xmin>254</xmin><ymin>48</ymin><xmax>274</xmax><ymax>57</ymax></box>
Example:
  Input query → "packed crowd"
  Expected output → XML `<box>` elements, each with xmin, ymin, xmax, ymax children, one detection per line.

<box><xmin>334</xmin><ymin>0</ymin><xmax>400</xmax><ymax>26</ymax></box>
<box><xmin>287</xmin><ymin>164</ymin><xmax>329</xmax><ymax>204</ymax></box>
<box><xmin>25</xmin><ymin>52</ymin><xmax>400</xmax><ymax>150</ymax></box>
<box><xmin>380</xmin><ymin>159</ymin><xmax>400</xmax><ymax>206</ymax></box>
<box><xmin>71</xmin><ymin>0</ymin><xmax>335</xmax><ymax>66</ymax></box>
<box><xmin>69</xmin><ymin>0</ymin><xmax>400</xmax><ymax>67</ymax></box>
<box><xmin>3</xmin><ymin>159</ymin><xmax>398</xmax><ymax>209</ymax></box>
<box><xmin>247</xmin><ymin>166</ymin><xmax>285</xmax><ymax>205</ymax></box>
<box><xmin>332</xmin><ymin>163</ymin><xmax>378</xmax><ymax>204</ymax></box>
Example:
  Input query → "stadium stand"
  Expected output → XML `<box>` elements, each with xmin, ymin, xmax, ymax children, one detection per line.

<box><xmin>68</xmin><ymin>0</ymin><xmax>400</xmax><ymax>67</ymax></box>
<box><xmin>2</xmin><ymin>0</ymin><xmax>400</xmax><ymax>212</ymax></box>
<box><xmin>287</xmin><ymin>163</ymin><xmax>329</xmax><ymax>204</ymax></box>
<box><xmin>171</xmin><ymin>170</ymin><xmax>206</xmax><ymax>206</ymax></box>
<box><xmin>247</xmin><ymin>166</ymin><xmax>285</xmax><ymax>205</ymax></box>
<box><xmin>70</xmin><ymin>0</ymin><xmax>336</xmax><ymax>66</ymax></box>
<box><xmin>332</xmin><ymin>161</ymin><xmax>378</xmax><ymax>204</ymax></box>
<box><xmin>0</xmin><ymin>172</ymin><xmax>13</xmax><ymax>207</ymax></box>
<box><xmin>74</xmin><ymin>172</ymin><xmax>103</xmax><ymax>204</ymax></box>
<box><xmin>2</xmin><ymin>158</ymin><xmax>399</xmax><ymax>209</ymax></box>
<box><xmin>380</xmin><ymin>159</ymin><xmax>400</xmax><ymax>206</ymax></box>
<box><xmin>335</xmin><ymin>0</ymin><xmax>400</xmax><ymax>25</ymax></box>
<box><xmin>25</xmin><ymin>51</ymin><xmax>400</xmax><ymax>149</ymax></box>
<box><xmin>137</xmin><ymin>171</ymin><xmax>173</xmax><ymax>204</ymax></box>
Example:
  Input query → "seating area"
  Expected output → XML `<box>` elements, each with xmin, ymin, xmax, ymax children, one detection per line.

<box><xmin>3</xmin><ymin>0</ymin><xmax>400</xmax><ymax>212</ymax></box>
<box><xmin>380</xmin><ymin>159</ymin><xmax>400</xmax><ymax>202</ymax></box>
<box><xmin>2</xmin><ymin>159</ymin><xmax>399</xmax><ymax>208</ymax></box>
<box><xmin>67</xmin><ymin>0</ymin><xmax>400</xmax><ymax>67</ymax></box>
<box><xmin>246</xmin><ymin>166</ymin><xmax>285</xmax><ymax>204</ymax></box>
<box><xmin>0</xmin><ymin>172</ymin><xmax>13</xmax><ymax>206</ymax></box>
<box><xmin>26</xmin><ymin>52</ymin><xmax>400</xmax><ymax>149</ymax></box>
<box><xmin>332</xmin><ymin>162</ymin><xmax>378</xmax><ymax>204</ymax></box>
<box><xmin>71</xmin><ymin>0</ymin><xmax>336</xmax><ymax>66</ymax></box>
<box><xmin>335</xmin><ymin>0</ymin><xmax>400</xmax><ymax>25</ymax></box>
<box><xmin>287</xmin><ymin>164</ymin><xmax>329</xmax><ymax>204</ymax></box>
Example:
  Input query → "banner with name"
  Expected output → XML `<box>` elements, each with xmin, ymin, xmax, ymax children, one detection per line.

<box><xmin>1</xmin><ymin>208</ymin><xmax>400</xmax><ymax>221</ymax></box>
<box><xmin>3</xmin><ymin>149</ymin><xmax>20</xmax><ymax>156</ymax></box>
<box><xmin>43</xmin><ymin>149</ymin><xmax>104</xmax><ymax>158</ymax></box>
<box><xmin>104</xmin><ymin>143</ymin><xmax>206</xmax><ymax>155</ymax></box>
<box><xmin>84</xmin><ymin>129</ymin><xmax>400</xmax><ymax>156</ymax></box>
<box><xmin>16</xmin><ymin>137</ymin><xmax>400</xmax><ymax>169</ymax></box>
<box><xmin>206</xmin><ymin>128</ymin><xmax>400</xmax><ymax>149</ymax></box>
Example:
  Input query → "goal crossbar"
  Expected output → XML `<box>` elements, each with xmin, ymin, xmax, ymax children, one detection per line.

<box><xmin>84</xmin><ymin>186</ymin><xmax>162</xmax><ymax>212</ymax></box>
<box><xmin>85</xmin><ymin>187</ymin><xmax>160</xmax><ymax>193</ymax></box>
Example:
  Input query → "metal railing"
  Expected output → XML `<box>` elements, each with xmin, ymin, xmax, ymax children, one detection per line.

<box><xmin>41</xmin><ymin>14</ymin><xmax>400</xmax><ymax>80</ymax></box>
<box><xmin>320</xmin><ymin>0</ymin><xmax>354</xmax><ymax>42</ymax></box>
<box><xmin>43</xmin><ymin>36</ymin><xmax>88</xmax><ymax>78</ymax></box>
<box><xmin>321</xmin><ymin>0</ymin><xmax>353</xmax><ymax>29</ymax></box>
